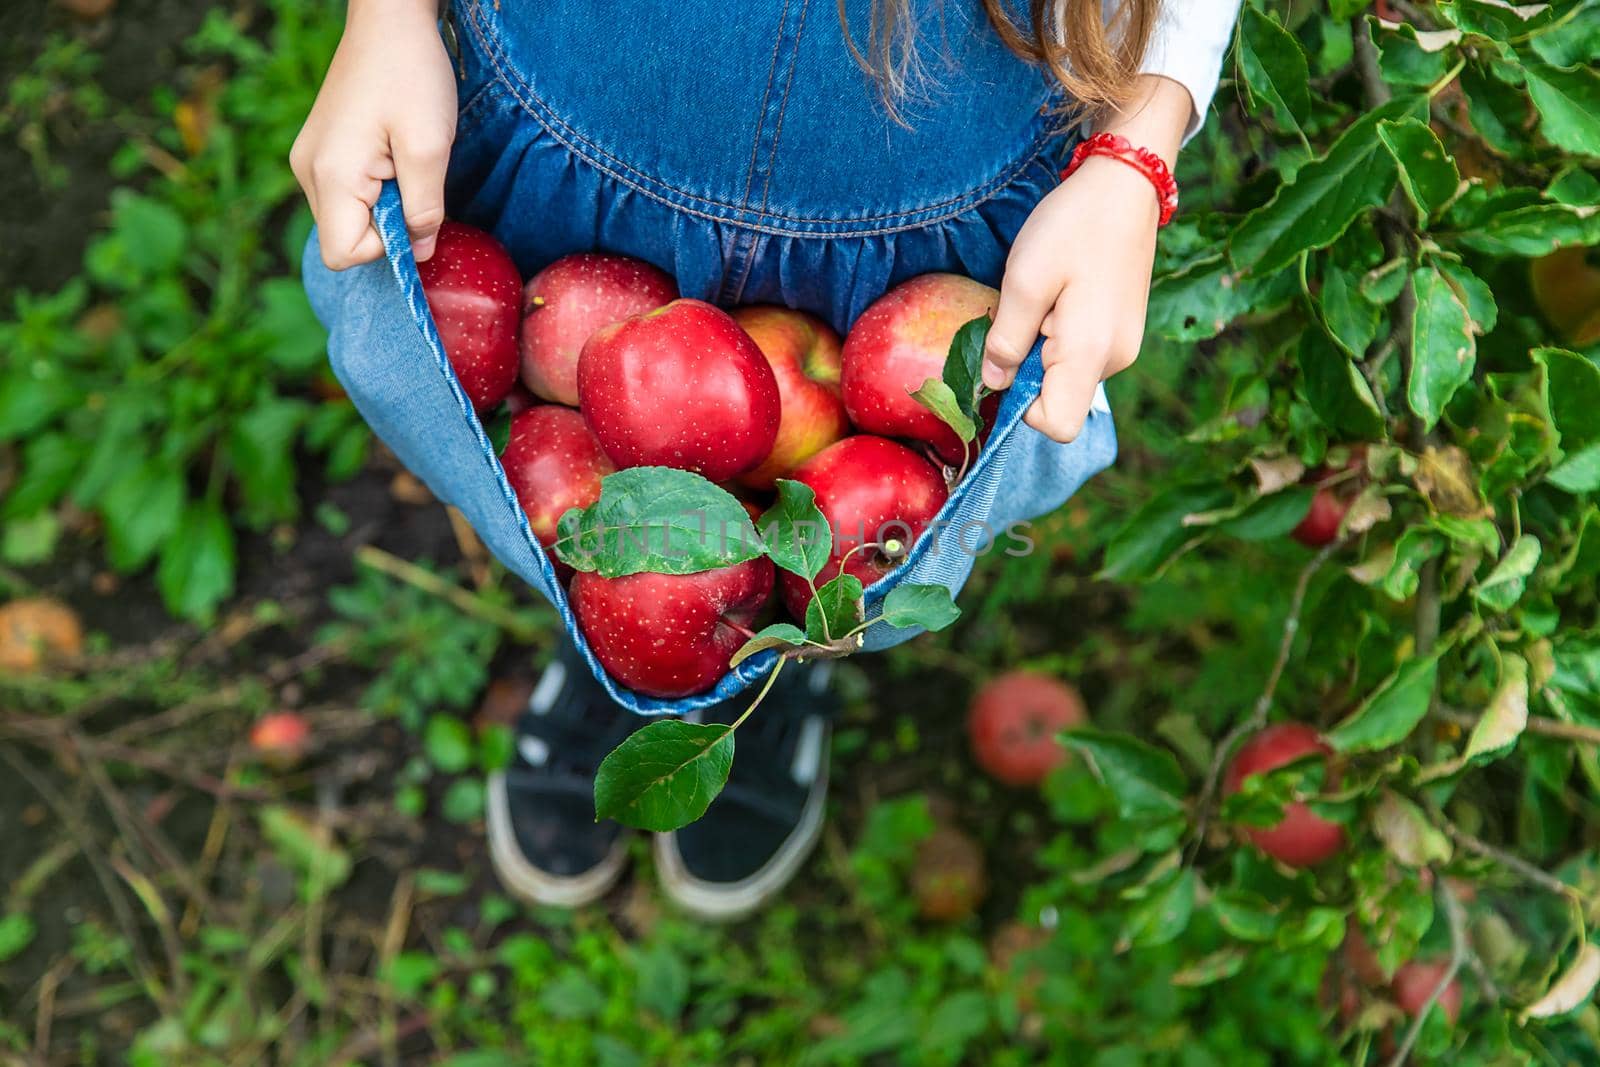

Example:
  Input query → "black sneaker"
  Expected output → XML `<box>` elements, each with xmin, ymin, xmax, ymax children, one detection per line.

<box><xmin>486</xmin><ymin>646</ymin><xmax>644</xmax><ymax>907</ymax></box>
<box><xmin>653</xmin><ymin>661</ymin><xmax>834</xmax><ymax>920</ymax></box>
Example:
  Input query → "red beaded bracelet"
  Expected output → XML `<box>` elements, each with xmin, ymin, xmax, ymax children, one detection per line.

<box><xmin>1060</xmin><ymin>132</ymin><xmax>1179</xmax><ymax>227</ymax></box>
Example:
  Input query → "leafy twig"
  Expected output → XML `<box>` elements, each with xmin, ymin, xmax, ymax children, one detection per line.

<box><xmin>1438</xmin><ymin>817</ymin><xmax>1581</xmax><ymax>902</ymax></box>
<box><xmin>1383</xmin><ymin>877</ymin><xmax>1470</xmax><ymax>1067</ymax></box>
<box><xmin>1187</xmin><ymin>540</ymin><xmax>1339</xmax><ymax>860</ymax></box>
<box><xmin>354</xmin><ymin>545</ymin><xmax>543</xmax><ymax>640</ymax></box>
<box><xmin>1435</xmin><ymin>705</ymin><xmax>1600</xmax><ymax>747</ymax></box>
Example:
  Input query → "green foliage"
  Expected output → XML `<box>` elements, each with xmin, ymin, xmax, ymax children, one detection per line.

<box><xmin>320</xmin><ymin>561</ymin><xmax>509</xmax><ymax>729</ymax></box>
<box><xmin>0</xmin><ymin>0</ymin><xmax>363</xmax><ymax>622</ymax></box>
<box><xmin>1062</xmin><ymin>0</ymin><xmax>1600</xmax><ymax>1059</ymax></box>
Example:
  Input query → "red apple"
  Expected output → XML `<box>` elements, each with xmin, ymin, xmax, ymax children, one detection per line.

<box><xmin>1291</xmin><ymin>488</ymin><xmax>1349</xmax><ymax>547</ymax></box>
<box><xmin>500</xmin><ymin>406</ymin><xmax>615</xmax><ymax>547</ymax></box>
<box><xmin>505</xmin><ymin>382</ymin><xmax>540</xmax><ymax>416</ymax></box>
<box><xmin>519</xmin><ymin>253</ymin><xmax>678</xmax><ymax>406</ymax></box>
<box><xmin>729</xmin><ymin>306</ymin><xmax>851</xmax><ymax>489</ymax></box>
<box><xmin>911</xmin><ymin>825</ymin><xmax>989</xmax><ymax>921</ymax></box>
<box><xmin>570</xmin><ymin>556</ymin><xmax>774</xmax><ymax>698</ymax></box>
<box><xmin>841</xmin><ymin>273</ymin><xmax>999</xmax><ymax>464</ymax></box>
<box><xmin>967</xmin><ymin>671</ymin><xmax>1087</xmax><ymax>786</ymax></box>
<box><xmin>250</xmin><ymin>711</ymin><xmax>311</xmax><ymax>768</ymax></box>
<box><xmin>1223</xmin><ymin>723</ymin><xmax>1345</xmax><ymax>867</ymax></box>
<box><xmin>1291</xmin><ymin>450</ymin><xmax>1366</xmax><ymax>547</ymax></box>
<box><xmin>416</xmin><ymin>221</ymin><xmax>522</xmax><ymax>412</ymax></box>
<box><xmin>578</xmin><ymin>299</ymin><xmax>781</xmax><ymax>481</ymax></box>
<box><xmin>1342</xmin><ymin>929</ymin><xmax>1387</xmax><ymax>987</ymax></box>
<box><xmin>1393</xmin><ymin>960</ymin><xmax>1462</xmax><ymax>1024</ymax></box>
<box><xmin>777</xmin><ymin>435</ymin><xmax>949</xmax><ymax>620</ymax></box>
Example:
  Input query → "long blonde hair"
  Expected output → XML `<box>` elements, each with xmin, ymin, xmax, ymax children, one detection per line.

<box><xmin>842</xmin><ymin>0</ymin><xmax>1161</xmax><ymax>118</ymax></box>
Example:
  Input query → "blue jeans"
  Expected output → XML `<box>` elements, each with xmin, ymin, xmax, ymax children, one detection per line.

<box><xmin>302</xmin><ymin>0</ymin><xmax>1117</xmax><ymax>715</ymax></box>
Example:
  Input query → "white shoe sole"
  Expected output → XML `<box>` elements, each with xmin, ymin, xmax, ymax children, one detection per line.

<box><xmin>651</xmin><ymin>757</ymin><xmax>829</xmax><ymax>922</ymax></box>
<box><xmin>486</xmin><ymin>771</ymin><xmax>629</xmax><ymax>908</ymax></box>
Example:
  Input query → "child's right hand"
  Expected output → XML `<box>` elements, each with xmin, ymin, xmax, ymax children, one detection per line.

<box><xmin>290</xmin><ymin>0</ymin><xmax>457</xmax><ymax>270</ymax></box>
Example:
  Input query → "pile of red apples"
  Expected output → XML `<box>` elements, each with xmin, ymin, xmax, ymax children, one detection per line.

<box><xmin>416</xmin><ymin>222</ymin><xmax>999</xmax><ymax>698</ymax></box>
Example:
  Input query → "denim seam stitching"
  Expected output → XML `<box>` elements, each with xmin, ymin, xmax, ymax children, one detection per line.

<box><xmin>739</xmin><ymin>0</ymin><xmax>793</xmax><ymax>211</ymax></box>
<box><xmin>753</xmin><ymin>0</ymin><xmax>813</xmax><ymax>220</ymax></box>
<box><xmin>460</xmin><ymin>0</ymin><xmax>1056</xmax><ymax>235</ymax></box>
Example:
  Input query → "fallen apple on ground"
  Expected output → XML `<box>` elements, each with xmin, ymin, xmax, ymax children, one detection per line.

<box><xmin>500</xmin><ymin>406</ymin><xmax>615</xmax><ymax>547</ymax></box>
<box><xmin>842</xmin><ymin>273</ymin><xmax>999</xmax><ymax>465</ymax></box>
<box><xmin>519</xmin><ymin>252</ymin><xmax>678</xmax><ymax>406</ymax></box>
<box><xmin>1224</xmin><ymin>722</ymin><xmax>1346</xmax><ymax>867</ymax></box>
<box><xmin>967</xmin><ymin>671</ymin><xmax>1087</xmax><ymax>786</ymax></box>
<box><xmin>0</xmin><ymin>597</ymin><xmax>84</xmax><ymax>672</ymax></box>
<box><xmin>578</xmin><ymin>299</ymin><xmax>781</xmax><ymax>482</ymax></box>
<box><xmin>777</xmin><ymin>435</ymin><xmax>949</xmax><ymax>620</ymax></box>
<box><xmin>417</xmin><ymin>221</ymin><xmax>523</xmax><ymax>412</ymax></box>
<box><xmin>911</xmin><ymin>824</ymin><xmax>989</xmax><ymax>921</ymax></box>
<box><xmin>732</xmin><ymin>306</ymin><xmax>851</xmax><ymax>490</ymax></box>
<box><xmin>249</xmin><ymin>711</ymin><xmax>312</xmax><ymax>769</ymax></box>
<box><xmin>570</xmin><ymin>556</ymin><xmax>775</xmax><ymax>698</ymax></box>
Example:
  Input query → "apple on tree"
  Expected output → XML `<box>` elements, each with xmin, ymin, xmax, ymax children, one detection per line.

<box><xmin>570</xmin><ymin>556</ymin><xmax>775</xmax><ymax>699</ymax></box>
<box><xmin>1392</xmin><ymin>959</ymin><xmax>1462</xmax><ymax>1025</ymax></box>
<box><xmin>1291</xmin><ymin>448</ymin><xmax>1366</xmax><ymax>548</ymax></box>
<box><xmin>578</xmin><ymin>299</ymin><xmax>781</xmax><ymax>482</ymax></box>
<box><xmin>1223</xmin><ymin>722</ymin><xmax>1345</xmax><ymax>867</ymax></box>
<box><xmin>416</xmin><ymin>221</ymin><xmax>523</xmax><ymax>412</ymax></box>
<box><xmin>500</xmin><ymin>406</ymin><xmax>615</xmax><ymax>548</ymax></box>
<box><xmin>842</xmin><ymin>273</ymin><xmax>999</xmax><ymax>465</ymax></box>
<box><xmin>777</xmin><ymin>435</ymin><xmax>949</xmax><ymax>620</ymax></box>
<box><xmin>519</xmin><ymin>252</ymin><xmax>678</xmax><ymax>406</ymax></box>
<box><xmin>731</xmin><ymin>306</ymin><xmax>851</xmax><ymax>490</ymax></box>
<box><xmin>967</xmin><ymin>671</ymin><xmax>1087</xmax><ymax>787</ymax></box>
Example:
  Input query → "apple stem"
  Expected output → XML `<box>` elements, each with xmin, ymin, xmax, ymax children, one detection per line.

<box><xmin>730</xmin><ymin>657</ymin><xmax>786</xmax><ymax>733</ymax></box>
<box><xmin>726</xmin><ymin>621</ymin><xmax>759</xmax><ymax>641</ymax></box>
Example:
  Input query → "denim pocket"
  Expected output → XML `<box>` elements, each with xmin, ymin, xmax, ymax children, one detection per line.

<box><xmin>304</xmin><ymin>182</ymin><xmax>1116</xmax><ymax>715</ymax></box>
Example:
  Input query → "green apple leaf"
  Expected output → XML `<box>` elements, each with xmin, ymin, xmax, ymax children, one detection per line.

<box><xmin>1549</xmin><ymin>443</ymin><xmax>1600</xmax><ymax>493</ymax></box>
<box><xmin>944</xmin><ymin>316</ymin><xmax>989</xmax><ymax>417</ymax></box>
<box><xmin>1238</xmin><ymin>5</ymin><xmax>1310</xmax><ymax>134</ymax></box>
<box><xmin>1452</xmin><ymin>202</ymin><xmax>1600</xmax><ymax>256</ymax></box>
<box><xmin>878</xmin><ymin>583</ymin><xmax>961</xmax><ymax>632</ymax></box>
<box><xmin>1424</xmin><ymin>654</ymin><xmax>1529</xmax><ymax>781</ymax></box>
<box><xmin>1475</xmin><ymin>535</ymin><xmax>1542</xmax><ymax>613</ymax></box>
<box><xmin>1120</xmin><ymin>869</ymin><xmax>1197</xmax><ymax>951</ymax></box>
<box><xmin>1524</xmin><ymin>64</ymin><xmax>1600</xmax><ymax>157</ymax></box>
<box><xmin>1407</xmin><ymin>266</ymin><xmax>1477</xmax><ymax>430</ymax></box>
<box><xmin>1326</xmin><ymin>650</ymin><xmax>1443</xmax><ymax>753</ymax></box>
<box><xmin>909</xmin><ymin>378</ymin><xmax>977</xmax><ymax>444</ymax></box>
<box><xmin>1433</xmin><ymin>256</ymin><xmax>1498</xmax><ymax>334</ymax></box>
<box><xmin>759</xmin><ymin>480</ymin><xmax>832</xmax><ymax>581</ymax></box>
<box><xmin>1230</xmin><ymin>97</ymin><xmax>1426</xmax><ymax>275</ymax></box>
<box><xmin>1377</xmin><ymin>118</ymin><xmax>1460</xmax><ymax>220</ymax></box>
<box><xmin>593</xmin><ymin>720</ymin><xmax>734</xmax><ymax>832</ymax></box>
<box><xmin>553</xmin><ymin>467</ymin><xmax>760</xmax><ymax>577</ymax></box>
<box><xmin>1298</xmin><ymin>332</ymin><xmax>1386</xmax><ymax>438</ymax></box>
<box><xmin>1536</xmin><ymin>347</ymin><xmax>1600</xmax><ymax>452</ymax></box>
<box><xmin>729</xmin><ymin>623</ymin><xmax>809</xmax><ymax>667</ymax></box>
<box><xmin>1319</xmin><ymin>265</ymin><xmax>1382</xmax><ymax>357</ymax></box>
<box><xmin>1059</xmin><ymin>728</ymin><xmax>1187</xmax><ymax>820</ymax></box>
<box><xmin>806</xmin><ymin>573</ymin><xmax>865</xmax><ymax>646</ymax></box>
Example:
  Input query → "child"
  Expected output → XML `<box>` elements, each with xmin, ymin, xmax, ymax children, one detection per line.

<box><xmin>292</xmin><ymin>0</ymin><xmax>1239</xmax><ymax>917</ymax></box>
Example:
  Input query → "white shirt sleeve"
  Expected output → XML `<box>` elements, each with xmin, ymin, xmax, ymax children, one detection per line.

<box><xmin>1135</xmin><ymin>0</ymin><xmax>1242</xmax><ymax>140</ymax></box>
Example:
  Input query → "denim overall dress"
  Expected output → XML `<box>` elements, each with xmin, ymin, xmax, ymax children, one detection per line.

<box><xmin>301</xmin><ymin>0</ymin><xmax>1118</xmax><ymax>715</ymax></box>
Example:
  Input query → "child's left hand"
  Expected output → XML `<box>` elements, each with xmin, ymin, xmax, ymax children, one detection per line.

<box><xmin>981</xmin><ymin>76</ymin><xmax>1194</xmax><ymax>444</ymax></box>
